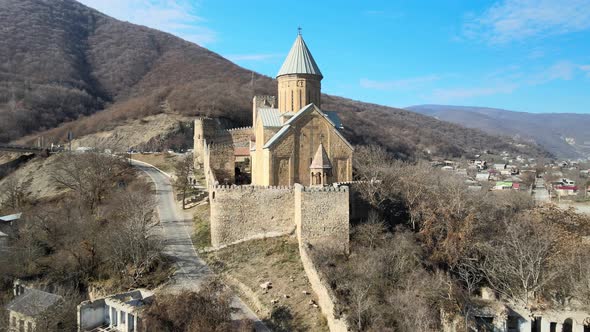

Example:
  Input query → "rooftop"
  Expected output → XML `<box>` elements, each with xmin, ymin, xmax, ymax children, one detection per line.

<box><xmin>277</xmin><ymin>34</ymin><xmax>323</xmax><ymax>78</ymax></box>
<box><xmin>6</xmin><ymin>288</ymin><xmax>62</xmax><ymax>317</ymax></box>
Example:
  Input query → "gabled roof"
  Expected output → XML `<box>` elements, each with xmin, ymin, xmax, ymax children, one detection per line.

<box><xmin>277</xmin><ymin>34</ymin><xmax>323</xmax><ymax>78</ymax></box>
<box><xmin>6</xmin><ymin>289</ymin><xmax>62</xmax><ymax>317</ymax></box>
<box><xmin>264</xmin><ymin>104</ymin><xmax>353</xmax><ymax>150</ymax></box>
<box><xmin>0</xmin><ymin>213</ymin><xmax>22</xmax><ymax>222</ymax></box>
<box><xmin>310</xmin><ymin>143</ymin><xmax>332</xmax><ymax>169</ymax></box>
<box><xmin>258</xmin><ymin>108</ymin><xmax>282</xmax><ymax>128</ymax></box>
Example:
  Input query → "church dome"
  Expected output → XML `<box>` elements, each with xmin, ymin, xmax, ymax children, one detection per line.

<box><xmin>277</xmin><ymin>34</ymin><xmax>323</xmax><ymax>79</ymax></box>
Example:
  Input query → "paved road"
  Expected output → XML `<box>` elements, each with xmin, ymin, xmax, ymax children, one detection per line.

<box><xmin>132</xmin><ymin>160</ymin><xmax>269</xmax><ymax>331</ymax></box>
<box><xmin>533</xmin><ymin>178</ymin><xmax>551</xmax><ymax>204</ymax></box>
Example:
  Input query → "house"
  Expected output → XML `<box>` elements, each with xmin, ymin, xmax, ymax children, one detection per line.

<box><xmin>560</xmin><ymin>178</ymin><xmax>576</xmax><ymax>186</ymax></box>
<box><xmin>0</xmin><ymin>213</ymin><xmax>22</xmax><ymax>224</ymax></box>
<box><xmin>554</xmin><ymin>185</ymin><xmax>578</xmax><ymax>197</ymax></box>
<box><xmin>6</xmin><ymin>283</ymin><xmax>63</xmax><ymax>332</ymax></box>
<box><xmin>443</xmin><ymin>288</ymin><xmax>590</xmax><ymax>332</ymax></box>
<box><xmin>493</xmin><ymin>163</ymin><xmax>507</xmax><ymax>171</ymax></box>
<box><xmin>77</xmin><ymin>289</ymin><xmax>154</xmax><ymax>332</ymax></box>
<box><xmin>493</xmin><ymin>181</ymin><xmax>514</xmax><ymax>190</ymax></box>
<box><xmin>441</xmin><ymin>165</ymin><xmax>454</xmax><ymax>171</ymax></box>
<box><xmin>476</xmin><ymin>173</ymin><xmax>490</xmax><ymax>182</ymax></box>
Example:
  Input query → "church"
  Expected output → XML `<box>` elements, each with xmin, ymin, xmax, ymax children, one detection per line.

<box><xmin>249</xmin><ymin>33</ymin><xmax>354</xmax><ymax>186</ymax></box>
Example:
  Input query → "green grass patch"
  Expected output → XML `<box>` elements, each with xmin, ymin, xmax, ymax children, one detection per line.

<box><xmin>192</xmin><ymin>204</ymin><xmax>211</xmax><ymax>249</ymax></box>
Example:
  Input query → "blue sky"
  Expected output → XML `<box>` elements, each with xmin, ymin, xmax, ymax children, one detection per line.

<box><xmin>78</xmin><ymin>0</ymin><xmax>590</xmax><ymax>114</ymax></box>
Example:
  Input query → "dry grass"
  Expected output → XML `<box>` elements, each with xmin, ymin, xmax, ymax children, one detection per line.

<box><xmin>131</xmin><ymin>152</ymin><xmax>181</xmax><ymax>174</ymax></box>
<box><xmin>204</xmin><ymin>237</ymin><xmax>328</xmax><ymax>332</ymax></box>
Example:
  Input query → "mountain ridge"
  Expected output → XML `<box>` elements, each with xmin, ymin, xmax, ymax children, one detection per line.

<box><xmin>407</xmin><ymin>104</ymin><xmax>590</xmax><ymax>159</ymax></box>
<box><xmin>0</xmin><ymin>0</ymin><xmax>549</xmax><ymax>160</ymax></box>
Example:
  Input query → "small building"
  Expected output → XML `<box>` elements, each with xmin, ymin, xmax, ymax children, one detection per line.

<box><xmin>493</xmin><ymin>181</ymin><xmax>514</xmax><ymax>190</ymax></box>
<box><xmin>554</xmin><ymin>185</ymin><xmax>578</xmax><ymax>197</ymax></box>
<box><xmin>0</xmin><ymin>213</ymin><xmax>22</xmax><ymax>224</ymax></box>
<box><xmin>78</xmin><ymin>289</ymin><xmax>154</xmax><ymax>332</ymax></box>
<box><xmin>6</xmin><ymin>285</ymin><xmax>63</xmax><ymax>332</ymax></box>
<box><xmin>493</xmin><ymin>163</ymin><xmax>507</xmax><ymax>171</ymax></box>
<box><xmin>476</xmin><ymin>173</ymin><xmax>490</xmax><ymax>182</ymax></box>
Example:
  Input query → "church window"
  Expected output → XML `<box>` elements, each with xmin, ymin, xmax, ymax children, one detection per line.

<box><xmin>291</xmin><ymin>90</ymin><xmax>294</xmax><ymax>111</ymax></box>
<box><xmin>298</xmin><ymin>89</ymin><xmax>302</xmax><ymax>108</ymax></box>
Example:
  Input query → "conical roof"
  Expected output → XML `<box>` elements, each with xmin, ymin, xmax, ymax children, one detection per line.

<box><xmin>310</xmin><ymin>143</ymin><xmax>332</xmax><ymax>169</ymax></box>
<box><xmin>277</xmin><ymin>34</ymin><xmax>323</xmax><ymax>79</ymax></box>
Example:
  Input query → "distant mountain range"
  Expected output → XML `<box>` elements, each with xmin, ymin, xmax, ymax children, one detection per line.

<box><xmin>0</xmin><ymin>0</ymin><xmax>549</xmax><ymax>160</ymax></box>
<box><xmin>407</xmin><ymin>105</ymin><xmax>590</xmax><ymax>159</ymax></box>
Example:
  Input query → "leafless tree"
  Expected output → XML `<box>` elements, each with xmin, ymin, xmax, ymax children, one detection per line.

<box><xmin>174</xmin><ymin>153</ymin><xmax>194</xmax><ymax>209</ymax></box>
<box><xmin>105</xmin><ymin>188</ymin><xmax>162</xmax><ymax>285</ymax></box>
<box><xmin>478</xmin><ymin>216</ymin><xmax>559</xmax><ymax>308</ymax></box>
<box><xmin>51</xmin><ymin>152</ymin><xmax>130</xmax><ymax>211</ymax></box>
<box><xmin>0</xmin><ymin>176</ymin><xmax>29</xmax><ymax>211</ymax></box>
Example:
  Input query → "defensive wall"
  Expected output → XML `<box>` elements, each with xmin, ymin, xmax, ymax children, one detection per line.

<box><xmin>198</xmin><ymin>117</ymin><xmax>352</xmax><ymax>331</ymax></box>
<box><xmin>209</xmin><ymin>185</ymin><xmax>295</xmax><ymax>247</ymax></box>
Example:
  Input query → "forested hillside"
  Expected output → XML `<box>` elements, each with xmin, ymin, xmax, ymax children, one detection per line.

<box><xmin>408</xmin><ymin>104</ymin><xmax>590</xmax><ymax>159</ymax></box>
<box><xmin>0</xmin><ymin>0</ymin><xmax>549</xmax><ymax>159</ymax></box>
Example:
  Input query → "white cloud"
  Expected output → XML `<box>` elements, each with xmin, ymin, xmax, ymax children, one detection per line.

<box><xmin>431</xmin><ymin>85</ymin><xmax>518</xmax><ymax>102</ymax></box>
<box><xmin>226</xmin><ymin>54</ymin><xmax>283</xmax><ymax>62</ymax></box>
<box><xmin>463</xmin><ymin>0</ymin><xmax>590</xmax><ymax>44</ymax></box>
<box><xmin>360</xmin><ymin>75</ymin><xmax>440</xmax><ymax>91</ymax></box>
<box><xmin>77</xmin><ymin>0</ymin><xmax>216</xmax><ymax>45</ymax></box>
<box><xmin>528</xmin><ymin>61</ymin><xmax>578</xmax><ymax>84</ymax></box>
<box><xmin>581</xmin><ymin>65</ymin><xmax>590</xmax><ymax>77</ymax></box>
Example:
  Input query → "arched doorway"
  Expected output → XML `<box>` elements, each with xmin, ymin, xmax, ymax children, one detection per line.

<box><xmin>563</xmin><ymin>318</ymin><xmax>573</xmax><ymax>332</ymax></box>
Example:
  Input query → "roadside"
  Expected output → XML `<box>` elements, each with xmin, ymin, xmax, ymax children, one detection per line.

<box><xmin>131</xmin><ymin>159</ymin><xmax>269</xmax><ymax>331</ymax></box>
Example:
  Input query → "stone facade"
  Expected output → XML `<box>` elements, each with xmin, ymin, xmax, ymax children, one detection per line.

<box><xmin>277</xmin><ymin>73</ymin><xmax>321</xmax><ymax>113</ymax></box>
<box><xmin>193</xmin><ymin>33</ymin><xmax>353</xmax><ymax>331</ymax></box>
<box><xmin>209</xmin><ymin>185</ymin><xmax>295</xmax><ymax>247</ymax></box>
<box><xmin>295</xmin><ymin>184</ymin><xmax>349</xmax><ymax>253</ymax></box>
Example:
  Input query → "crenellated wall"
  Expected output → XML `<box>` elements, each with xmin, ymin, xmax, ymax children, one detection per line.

<box><xmin>295</xmin><ymin>184</ymin><xmax>350</xmax><ymax>254</ymax></box>
<box><xmin>209</xmin><ymin>185</ymin><xmax>296</xmax><ymax>247</ymax></box>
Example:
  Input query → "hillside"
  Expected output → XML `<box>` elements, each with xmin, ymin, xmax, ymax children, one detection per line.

<box><xmin>0</xmin><ymin>0</ymin><xmax>548</xmax><ymax>160</ymax></box>
<box><xmin>407</xmin><ymin>104</ymin><xmax>590</xmax><ymax>159</ymax></box>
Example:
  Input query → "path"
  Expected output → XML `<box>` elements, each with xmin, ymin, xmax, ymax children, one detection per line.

<box><xmin>131</xmin><ymin>159</ymin><xmax>270</xmax><ymax>331</ymax></box>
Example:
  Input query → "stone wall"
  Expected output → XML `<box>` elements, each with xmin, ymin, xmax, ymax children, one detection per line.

<box><xmin>227</xmin><ymin>127</ymin><xmax>253</xmax><ymax>145</ymax></box>
<box><xmin>202</xmin><ymin>140</ymin><xmax>218</xmax><ymax>187</ymax></box>
<box><xmin>208</xmin><ymin>143</ymin><xmax>234</xmax><ymax>184</ymax></box>
<box><xmin>299</xmin><ymin>244</ymin><xmax>349</xmax><ymax>332</ymax></box>
<box><xmin>209</xmin><ymin>185</ymin><xmax>295</xmax><ymax>247</ymax></box>
<box><xmin>295</xmin><ymin>184</ymin><xmax>350</xmax><ymax>254</ymax></box>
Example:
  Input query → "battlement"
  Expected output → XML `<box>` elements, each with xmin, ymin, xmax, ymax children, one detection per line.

<box><xmin>227</xmin><ymin>126</ymin><xmax>253</xmax><ymax>132</ymax></box>
<box><xmin>210</xmin><ymin>184</ymin><xmax>293</xmax><ymax>191</ymax></box>
<box><xmin>298</xmin><ymin>185</ymin><xmax>349</xmax><ymax>193</ymax></box>
<box><xmin>207</xmin><ymin>142</ymin><xmax>234</xmax><ymax>149</ymax></box>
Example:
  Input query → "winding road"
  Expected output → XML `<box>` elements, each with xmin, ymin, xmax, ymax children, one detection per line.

<box><xmin>132</xmin><ymin>159</ymin><xmax>269</xmax><ymax>331</ymax></box>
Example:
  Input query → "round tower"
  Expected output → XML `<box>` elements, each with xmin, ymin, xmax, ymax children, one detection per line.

<box><xmin>276</xmin><ymin>32</ymin><xmax>323</xmax><ymax>113</ymax></box>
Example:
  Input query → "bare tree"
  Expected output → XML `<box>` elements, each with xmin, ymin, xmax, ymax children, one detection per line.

<box><xmin>0</xmin><ymin>176</ymin><xmax>29</xmax><ymax>211</ymax></box>
<box><xmin>51</xmin><ymin>152</ymin><xmax>130</xmax><ymax>211</ymax></box>
<box><xmin>478</xmin><ymin>215</ymin><xmax>559</xmax><ymax>308</ymax></box>
<box><xmin>105</xmin><ymin>188</ymin><xmax>162</xmax><ymax>285</ymax></box>
<box><xmin>174</xmin><ymin>153</ymin><xmax>194</xmax><ymax>209</ymax></box>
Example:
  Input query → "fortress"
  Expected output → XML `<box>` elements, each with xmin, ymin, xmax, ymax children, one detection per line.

<box><xmin>194</xmin><ymin>33</ymin><xmax>355</xmax><ymax>330</ymax></box>
<box><xmin>194</xmin><ymin>32</ymin><xmax>354</xmax><ymax>255</ymax></box>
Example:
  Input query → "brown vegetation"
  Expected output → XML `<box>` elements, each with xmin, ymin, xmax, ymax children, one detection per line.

<box><xmin>142</xmin><ymin>278</ymin><xmax>252</xmax><ymax>332</ymax></box>
<box><xmin>1</xmin><ymin>0</ymin><xmax>548</xmax><ymax>160</ymax></box>
<box><xmin>319</xmin><ymin>145</ymin><xmax>590</xmax><ymax>331</ymax></box>
<box><xmin>0</xmin><ymin>152</ymin><xmax>171</xmax><ymax>331</ymax></box>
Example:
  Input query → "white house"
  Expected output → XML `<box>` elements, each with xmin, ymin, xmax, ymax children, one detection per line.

<box><xmin>78</xmin><ymin>289</ymin><xmax>153</xmax><ymax>332</ymax></box>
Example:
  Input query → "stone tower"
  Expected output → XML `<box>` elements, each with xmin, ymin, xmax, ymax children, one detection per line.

<box><xmin>276</xmin><ymin>33</ymin><xmax>323</xmax><ymax>114</ymax></box>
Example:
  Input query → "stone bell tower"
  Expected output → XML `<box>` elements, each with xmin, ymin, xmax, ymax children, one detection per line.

<box><xmin>276</xmin><ymin>31</ymin><xmax>323</xmax><ymax>113</ymax></box>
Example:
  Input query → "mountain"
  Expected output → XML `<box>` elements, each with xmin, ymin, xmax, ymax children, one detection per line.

<box><xmin>0</xmin><ymin>0</ymin><xmax>549</xmax><ymax>160</ymax></box>
<box><xmin>407</xmin><ymin>105</ymin><xmax>590</xmax><ymax>159</ymax></box>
